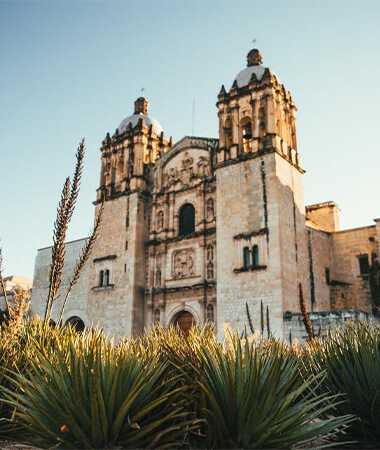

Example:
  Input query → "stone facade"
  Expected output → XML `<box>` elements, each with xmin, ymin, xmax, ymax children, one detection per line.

<box><xmin>30</xmin><ymin>48</ymin><xmax>380</xmax><ymax>339</ymax></box>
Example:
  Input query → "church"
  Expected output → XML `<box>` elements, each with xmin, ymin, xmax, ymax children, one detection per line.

<box><xmin>30</xmin><ymin>48</ymin><xmax>380</xmax><ymax>340</ymax></box>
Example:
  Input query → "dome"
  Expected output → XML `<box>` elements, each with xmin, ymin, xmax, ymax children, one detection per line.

<box><xmin>232</xmin><ymin>48</ymin><xmax>280</xmax><ymax>88</ymax></box>
<box><xmin>118</xmin><ymin>113</ymin><xmax>164</xmax><ymax>135</ymax></box>
<box><xmin>117</xmin><ymin>97</ymin><xmax>164</xmax><ymax>135</ymax></box>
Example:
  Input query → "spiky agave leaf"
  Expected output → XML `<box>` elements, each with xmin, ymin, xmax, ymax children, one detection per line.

<box><xmin>303</xmin><ymin>320</ymin><xmax>380</xmax><ymax>447</ymax></box>
<box><xmin>5</xmin><ymin>327</ymin><xmax>199</xmax><ymax>449</ymax></box>
<box><xmin>197</xmin><ymin>330</ymin><xmax>353</xmax><ymax>449</ymax></box>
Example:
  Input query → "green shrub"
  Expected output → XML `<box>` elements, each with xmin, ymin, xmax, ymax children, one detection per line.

<box><xmin>0</xmin><ymin>318</ymin><xmax>77</xmax><ymax>437</ymax></box>
<box><xmin>6</xmin><ymin>328</ymin><xmax>198</xmax><ymax>449</ymax></box>
<box><xmin>304</xmin><ymin>321</ymin><xmax>380</xmax><ymax>447</ymax></box>
<box><xmin>197</xmin><ymin>331</ymin><xmax>352</xmax><ymax>449</ymax></box>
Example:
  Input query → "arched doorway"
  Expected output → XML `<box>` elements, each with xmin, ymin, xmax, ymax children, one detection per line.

<box><xmin>173</xmin><ymin>310</ymin><xmax>195</xmax><ymax>335</ymax></box>
<box><xmin>65</xmin><ymin>316</ymin><xmax>85</xmax><ymax>333</ymax></box>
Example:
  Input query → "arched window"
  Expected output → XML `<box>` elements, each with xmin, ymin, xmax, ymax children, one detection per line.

<box><xmin>99</xmin><ymin>270</ymin><xmax>104</xmax><ymax>287</ymax></box>
<box><xmin>252</xmin><ymin>245</ymin><xmax>259</xmax><ymax>268</ymax></box>
<box><xmin>224</xmin><ymin>117</ymin><xmax>232</xmax><ymax>148</ymax></box>
<box><xmin>259</xmin><ymin>122</ymin><xmax>266</xmax><ymax>137</ymax></box>
<box><xmin>179</xmin><ymin>203</ymin><xmax>195</xmax><ymax>236</ymax></box>
<box><xmin>243</xmin><ymin>247</ymin><xmax>251</xmax><ymax>269</ymax></box>
<box><xmin>207</xmin><ymin>304</ymin><xmax>214</xmax><ymax>322</ymax></box>
<box><xmin>117</xmin><ymin>158</ymin><xmax>124</xmax><ymax>181</ymax></box>
<box><xmin>104</xmin><ymin>270</ymin><xmax>110</xmax><ymax>287</ymax></box>
<box><xmin>241</xmin><ymin>117</ymin><xmax>253</xmax><ymax>153</ymax></box>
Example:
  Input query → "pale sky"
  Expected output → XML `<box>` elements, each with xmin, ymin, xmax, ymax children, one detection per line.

<box><xmin>1</xmin><ymin>0</ymin><xmax>379</xmax><ymax>280</ymax></box>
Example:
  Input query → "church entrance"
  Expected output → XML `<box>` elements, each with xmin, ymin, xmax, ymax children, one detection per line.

<box><xmin>173</xmin><ymin>310</ymin><xmax>195</xmax><ymax>335</ymax></box>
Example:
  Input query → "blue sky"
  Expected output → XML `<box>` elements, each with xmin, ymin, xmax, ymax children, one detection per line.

<box><xmin>1</xmin><ymin>0</ymin><xmax>379</xmax><ymax>279</ymax></box>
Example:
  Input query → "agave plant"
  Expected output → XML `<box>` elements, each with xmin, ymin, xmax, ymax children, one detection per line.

<box><xmin>0</xmin><ymin>317</ymin><xmax>78</xmax><ymax>437</ymax></box>
<box><xmin>197</xmin><ymin>330</ymin><xmax>353</xmax><ymax>449</ymax></box>
<box><xmin>303</xmin><ymin>321</ymin><xmax>380</xmax><ymax>448</ymax></box>
<box><xmin>6</xmin><ymin>327</ymin><xmax>198</xmax><ymax>449</ymax></box>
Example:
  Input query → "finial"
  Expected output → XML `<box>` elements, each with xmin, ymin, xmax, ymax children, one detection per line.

<box><xmin>134</xmin><ymin>97</ymin><xmax>148</xmax><ymax>115</ymax></box>
<box><xmin>252</xmin><ymin>37</ymin><xmax>257</xmax><ymax>47</ymax></box>
<box><xmin>247</xmin><ymin>48</ymin><xmax>262</xmax><ymax>67</ymax></box>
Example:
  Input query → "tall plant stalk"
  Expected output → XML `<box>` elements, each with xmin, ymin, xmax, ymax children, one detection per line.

<box><xmin>57</xmin><ymin>202</ymin><xmax>104</xmax><ymax>325</ymax></box>
<box><xmin>299</xmin><ymin>282</ymin><xmax>314</xmax><ymax>341</ymax></box>
<box><xmin>0</xmin><ymin>243</ymin><xmax>11</xmax><ymax>315</ymax></box>
<box><xmin>44</xmin><ymin>139</ymin><xmax>86</xmax><ymax>324</ymax></box>
<box><xmin>245</xmin><ymin>302</ymin><xmax>254</xmax><ymax>334</ymax></box>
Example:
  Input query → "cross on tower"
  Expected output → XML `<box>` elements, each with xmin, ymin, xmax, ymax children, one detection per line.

<box><xmin>252</xmin><ymin>38</ymin><xmax>257</xmax><ymax>47</ymax></box>
<box><xmin>140</xmin><ymin>87</ymin><xmax>145</xmax><ymax>95</ymax></box>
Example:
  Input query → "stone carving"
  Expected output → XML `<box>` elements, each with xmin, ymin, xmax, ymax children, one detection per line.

<box><xmin>155</xmin><ymin>268</ymin><xmax>161</xmax><ymax>286</ymax></box>
<box><xmin>156</xmin><ymin>210</ymin><xmax>164</xmax><ymax>231</ymax></box>
<box><xmin>197</xmin><ymin>156</ymin><xmax>210</xmax><ymax>177</ymax></box>
<box><xmin>181</xmin><ymin>151</ymin><xmax>194</xmax><ymax>168</ymax></box>
<box><xmin>154</xmin><ymin>308</ymin><xmax>160</xmax><ymax>322</ymax></box>
<box><xmin>206</xmin><ymin>198</ymin><xmax>215</xmax><ymax>221</ymax></box>
<box><xmin>165</xmin><ymin>167</ymin><xmax>179</xmax><ymax>187</ymax></box>
<box><xmin>172</xmin><ymin>248</ymin><xmax>195</xmax><ymax>279</ymax></box>
<box><xmin>180</xmin><ymin>152</ymin><xmax>194</xmax><ymax>186</ymax></box>
<box><xmin>207</xmin><ymin>261</ymin><xmax>214</xmax><ymax>280</ymax></box>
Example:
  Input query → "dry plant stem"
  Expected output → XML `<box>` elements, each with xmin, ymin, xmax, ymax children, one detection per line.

<box><xmin>299</xmin><ymin>282</ymin><xmax>314</xmax><ymax>341</ymax></box>
<box><xmin>266</xmin><ymin>305</ymin><xmax>270</xmax><ymax>338</ymax></box>
<box><xmin>0</xmin><ymin>244</ymin><xmax>11</xmax><ymax>315</ymax></box>
<box><xmin>260</xmin><ymin>299</ymin><xmax>264</xmax><ymax>336</ymax></box>
<box><xmin>245</xmin><ymin>302</ymin><xmax>254</xmax><ymax>334</ymax></box>
<box><xmin>44</xmin><ymin>177</ymin><xmax>71</xmax><ymax>323</ymax></box>
<box><xmin>45</xmin><ymin>138</ymin><xmax>86</xmax><ymax>324</ymax></box>
<box><xmin>57</xmin><ymin>202</ymin><xmax>104</xmax><ymax>325</ymax></box>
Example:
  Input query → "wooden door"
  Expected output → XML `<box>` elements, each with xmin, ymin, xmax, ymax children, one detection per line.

<box><xmin>175</xmin><ymin>311</ymin><xmax>195</xmax><ymax>335</ymax></box>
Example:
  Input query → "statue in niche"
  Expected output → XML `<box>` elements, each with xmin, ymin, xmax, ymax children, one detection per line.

<box><xmin>156</xmin><ymin>210</ymin><xmax>164</xmax><ymax>231</ymax></box>
<box><xmin>173</xmin><ymin>248</ymin><xmax>195</xmax><ymax>279</ymax></box>
<box><xmin>197</xmin><ymin>156</ymin><xmax>210</xmax><ymax>177</ymax></box>
<box><xmin>207</xmin><ymin>261</ymin><xmax>214</xmax><ymax>280</ymax></box>
<box><xmin>154</xmin><ymin>308</ymin><xmax>160</xmax><ymax>322</ymax></box>
<box><xmin>206</xmin><ymin>198</ymin><xmax>215</xmax><ymax>221</ymax></box>
<box><xmin>155</xmin><ymin>268</ymin><xmax>161</xmax><ymax>286</ymax></box>
<box><xmin>207</xmin><ymin>244</ymin><xmax>214</xmax><ymax>261</ymax></box>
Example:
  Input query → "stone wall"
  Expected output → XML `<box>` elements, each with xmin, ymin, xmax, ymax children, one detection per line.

<box><xmin>30</xmin><ymin>238</ymin><xmax>91</xmax><ymax>325</ymax></box>
<box><xmin>283</xmin><ymin>309</ymin><xmax>379</xmax><ymax>343</ymax></box>
<box><xmin>306</xmin><ymin>226</ymin><xmax>332</xmax><ymax>312</ymax></box>
<box><xmin>305</xmin><ymin>201</ymin><xmax>340</xmax><ymax>232</ymax></box>
<box><xmin>331</xmin><ymin>225</ymin><xmax>378</xmax><ymax>312</ymax></box>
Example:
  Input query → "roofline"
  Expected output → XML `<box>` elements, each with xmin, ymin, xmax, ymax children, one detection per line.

<box><xmin>333</xmin><ymin>224</ymin><xmax>376</xmax><ymax>235</ymax></box>
<box><xmin>38</xmin><ymin>236</ymin><xmax>89</xmax><ymax>252</ymax></box>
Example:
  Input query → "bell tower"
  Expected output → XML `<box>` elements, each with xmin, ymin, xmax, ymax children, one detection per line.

<box><xmin>215</xmin><ymin>49</ymin><xmax>309</xmax><ymax>337</ymax></box>
<box><xmin>217</xmin><ymin>48</ymin><xmax>299</xmax><ymax>166</ymax></box>
<box><xmin>88</xmin><ymin>99</ymin><xmax>171</xmax><ymax>336</ymax></box>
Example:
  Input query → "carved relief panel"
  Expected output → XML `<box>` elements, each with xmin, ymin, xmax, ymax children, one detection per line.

<box><xmin>162</xmin><ymin>148</ymin><xmax>211</xmax><ymax>191</ymax></box>
<box><xmin>172</xmin><ymin>248</ymin><xmax>195</xmax><ymax>279</ymax></box>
